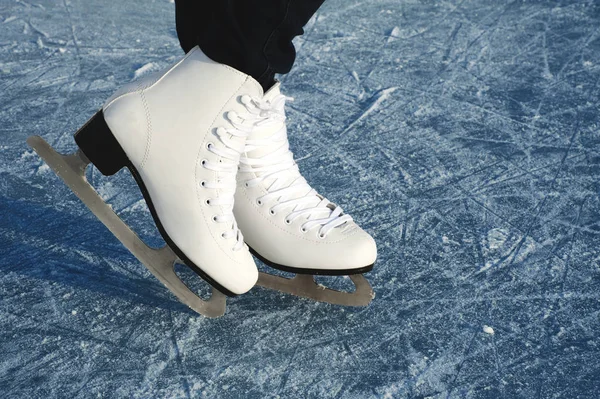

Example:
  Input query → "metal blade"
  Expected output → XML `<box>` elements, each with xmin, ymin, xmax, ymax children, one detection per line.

<box><xmin>256</xmin><ymin>272</ymin><xmax>374</xmax><ymax>307</ymax></box>
<box><xmin>27</xmin><ymin>136</ymin><xmax>226</xmax><ymax>318</ymax></box>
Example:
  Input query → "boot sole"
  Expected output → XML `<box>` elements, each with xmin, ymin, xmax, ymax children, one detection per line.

<box><xmin>74</xmin><ymin>110</ymin><xmax>238</xmax><ymax>297</ymax></box>
<box><xmin>247</xmin><ymin>246</ymin><xmax>374</xmax><ymax>276</ymax></box>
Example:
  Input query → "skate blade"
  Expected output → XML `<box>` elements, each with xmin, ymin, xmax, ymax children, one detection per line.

<box><xmin>26</xmin><ymin>136</ymin><xmax>226</xmax><ymax>318</ymax></box>
<box><xmin>256</xmin><ymin>273</ymin><xmax>374</xmax><ymax>307</ymax></box>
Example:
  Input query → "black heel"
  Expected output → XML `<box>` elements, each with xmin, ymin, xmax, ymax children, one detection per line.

<box><xmin>74</xmin><ymin>110</ymin><xmax>129</xmax><ymax>176</ymax></box>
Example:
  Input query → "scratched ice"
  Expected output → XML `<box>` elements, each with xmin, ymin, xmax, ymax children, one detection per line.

<box><xmin>1</xmin><ymin>0</ymin><xmax>599</xmax><ymax>398</ymax></box>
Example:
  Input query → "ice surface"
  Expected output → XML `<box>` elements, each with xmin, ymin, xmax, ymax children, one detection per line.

<box><xmin>1</xmin><ymin>0</ymin><xmax>600</xmax><ymax>398</ymax></box>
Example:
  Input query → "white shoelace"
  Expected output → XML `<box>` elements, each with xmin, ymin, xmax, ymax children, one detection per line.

<box><xmin>239</xmin><ymin>93</ymin><xmax>353</xmax><ymax>238</ymax></box>
<box><xmin>200</xmin><ymin>97</ymin><xmax>265</xmax><ymax>251</ymax></box>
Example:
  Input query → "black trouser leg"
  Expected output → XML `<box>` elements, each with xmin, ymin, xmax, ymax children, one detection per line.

<box><xmin>174</xmin><ymin>0</ymin><xmax>325</xmax><ymax>91</ymax></box>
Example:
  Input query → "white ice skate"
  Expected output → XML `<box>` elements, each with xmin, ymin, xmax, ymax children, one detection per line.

<box><xmin>235</xmin><ymin>83</ymin><xmax>377</xmax><ymax>294</ymax></box>
<box><xmin>28</xmin><ymin>49</ymin><xmax>374</xmax><ymax>317</ymax></box>
<box><xmin>73</xmin><ymin>47</ymin><xmax>263</xmax><ymax>297</ymax></box>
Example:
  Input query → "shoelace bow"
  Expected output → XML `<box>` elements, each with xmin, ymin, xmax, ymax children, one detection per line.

<box><xmin>239</xmin><ymin>93</ymin><xmax>353</xmax><ymax>238</ymax></box>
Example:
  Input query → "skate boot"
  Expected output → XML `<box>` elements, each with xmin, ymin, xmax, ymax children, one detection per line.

<box><xmin>72</xmin><ymin>47</ymin><xmax>264</xmax><ymax>296</ymax></box>
<box><xmin>234</xmin><ymin>83</ymin><xmax>377</xmax><ymax>275</ymax></box>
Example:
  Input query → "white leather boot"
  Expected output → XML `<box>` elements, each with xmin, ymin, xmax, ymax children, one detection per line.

<box><xmin>73</xmin><ymin>47</ymin><xmax>264</xmax><ymax>295</ymax></box>
<box><xmin>233</xmin><ymin>83</ymin><xmax>377</xmax><ymax>274</ymax></box>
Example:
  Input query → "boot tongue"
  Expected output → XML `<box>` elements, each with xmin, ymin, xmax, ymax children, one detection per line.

<box><xmin>263</xmin><ymin>81</ymin><xmax>282</xmax><ymax>102</ymax></box>
<box><xmin>246</xmin><ymin>81</ymin><xmax>286</xmax><ymax>157</ymax></box>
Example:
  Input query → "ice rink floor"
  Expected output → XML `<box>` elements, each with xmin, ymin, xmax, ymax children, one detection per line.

<box><xmin>1</xmin><ymin>0</ymin><xmax>599</xmax><ymax>398</ymax></box>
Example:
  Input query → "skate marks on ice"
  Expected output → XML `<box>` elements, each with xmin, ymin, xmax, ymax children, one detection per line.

<box><xmin>26</xmin><ymin>136</ymin><xmax>374</xmax><ymax>316</ymax></box>
<box><xmin>2</xmin><ymin>0</ymin><xmax>600</xmax><ymax>397</ymax></box>
<box><xmin>280</xmin><ymin>0</ymin><xmax>600</xmax><ymax>397</ymax></box>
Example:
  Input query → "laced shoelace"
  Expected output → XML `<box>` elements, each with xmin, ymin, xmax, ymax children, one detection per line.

<box><xmin>239</xmin><ymin>94</ymin><xmax>353</xmax><ymax>238</ymax></box>
<box><xmin>200</xmin><ymin>96</ymin><xmax>265</xmax><ymax>251</ymax></box>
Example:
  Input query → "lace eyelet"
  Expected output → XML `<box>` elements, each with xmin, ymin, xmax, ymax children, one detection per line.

<box><xmin>221</xmin><ymin>232</ymin><xmax>226</xmax><ymax>239</ymax></box>
<box><xmin>200</xmin><ymin>180</ymin><xmax>207</xmax><ymax>188</ymax></box>
<box><xmin>300</xmin><ymin>227</ymin><xmax>307</xmax><ymax>233</ymax></box>
<box><xmin>201</xmin><ymin>159</ymin><xmax>207</xmax><ymax>167</ymax></box>
<box><xmin>285</xmin><ymin>219</ymin><xmax>291</xmax><ymax>225</ymax></box>
<box><xmin>319</xmin><ymin>233</ymin><xmax>326</xmax><ymax>239</ymax></box>
<box><xmin>256</xmin><ymin>199</ymin><xmax>263</xmax><ymax>206</ymax></box>
<box><xmin>269</xmin><ymin>209</ymin><xmax>276</xmax><ymax>215</ymax></box>
<box><xmin>244</xmin><ymin>182</ymin><xmax>249</xmax><ymax>188</ymax></box>
<box><xmin>212</xmin><ymin>215</ymin><xmax>218</xmax><ymax>222</ymax></box>
<box><xmin>206</xmin><ymin>142</ymin><xmax>214</xmax><ymax>150</ymax></box>
<box><xmin>205</xmin><ymin>199</ymin><xmax>211</xmax><ymax>206</ymax></box>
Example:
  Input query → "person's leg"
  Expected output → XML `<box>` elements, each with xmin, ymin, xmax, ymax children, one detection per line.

<box><xmin>174</xmin><ymin>0</ymin><xmax>325</xmax><ymax>91</ymax></box>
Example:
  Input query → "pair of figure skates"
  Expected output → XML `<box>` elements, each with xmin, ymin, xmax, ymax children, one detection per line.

<box><xmin>28</xmin><ymin>47</ymin><xmax>377</xmax><ymax>317</ymax></box>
